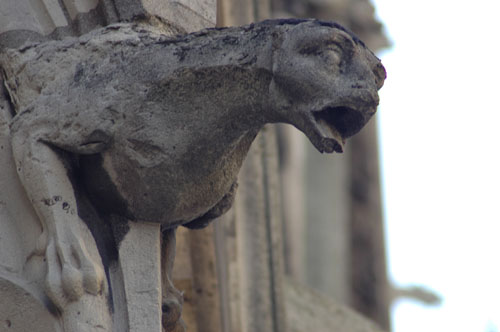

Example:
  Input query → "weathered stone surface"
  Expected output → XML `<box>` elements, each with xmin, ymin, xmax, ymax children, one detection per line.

<box><xmin>0</xmin><ymin>276</ymin><xmax>62</xmax><ymax>332</ymax></box>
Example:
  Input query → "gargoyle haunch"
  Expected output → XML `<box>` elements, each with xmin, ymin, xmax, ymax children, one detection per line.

<box><xmin>0</xmin><ymin>18</ymin><xmax>385</xmax><ymax>307</ymax></box>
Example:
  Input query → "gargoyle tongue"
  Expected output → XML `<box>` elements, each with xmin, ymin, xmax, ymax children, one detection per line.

<box><xmin>310</xmin><ymin>104</ymin><xmax>373</xmax><ymax>153</ymax></box>
<box><xmin>316</xmin><ymin>118</ymin><xmax>345</xmax><ymax>153</ymax></box>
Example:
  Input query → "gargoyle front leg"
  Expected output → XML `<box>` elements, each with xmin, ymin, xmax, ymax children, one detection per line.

<box><xmin>11</xmin><ymin>132</ymin><xmax>106</xmax><ymax>309</ymax></box>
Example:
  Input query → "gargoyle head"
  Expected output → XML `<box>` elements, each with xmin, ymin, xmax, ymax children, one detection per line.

<box><xmin>269</xmin><ymin>19</ymin><xmax>386</xmax><ymax>153</ymax></box>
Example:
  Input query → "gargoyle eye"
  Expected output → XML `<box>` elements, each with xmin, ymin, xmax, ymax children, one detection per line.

<box><xmin>328</xmin><ymin>36</ymin><xmax>355</xmax><ymax>57</ymax></box>
<box><xmin>319</xmin><ymin>42</ymin><xmax>345</xmax><ymax>65</ymax></box>
<box><xmin>299</xmin><ymin>42</ymin><xmax>342</xmax><ymax>57</ymax></box>
<box><xmin>324</xmin><ymin>42</ymin><xmax>343</xmax><ymax>53</ymax></box>
<box><xmin>298</xmin><ymin>40</ymin><xmax>347</xmax><ymax>68</ymax></box>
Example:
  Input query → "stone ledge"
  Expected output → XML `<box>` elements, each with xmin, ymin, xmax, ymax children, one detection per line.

<box><xmin>285</xmin><ymin>277</ymin><xmax>387</xmax><ymax>332</ymax></box>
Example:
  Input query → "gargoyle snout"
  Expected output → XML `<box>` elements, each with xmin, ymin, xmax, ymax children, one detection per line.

<box><xmin>350</xmin><ymin>55</ymin><xmax>385</xmax><ymax>103</ymax></box>
<box><xmin>354</xmin><ymin>58</ymin><xmax>385</xmax><ymax>106</ymax></box>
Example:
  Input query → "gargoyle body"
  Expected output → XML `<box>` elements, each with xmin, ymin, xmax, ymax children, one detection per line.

<box><xmin>0</xmin><ymin>18</ymin><xmax>385</xmax><ymax>324</ymax></box>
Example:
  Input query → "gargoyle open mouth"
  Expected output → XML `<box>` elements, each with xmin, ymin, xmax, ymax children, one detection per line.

<box><xmin>309</xmin><ymin>105</ymin><xmax>375</xmax><ymax>153</ymax></box>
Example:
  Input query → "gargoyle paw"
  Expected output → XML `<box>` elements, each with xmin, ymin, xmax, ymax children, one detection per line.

<box><xmin>45</xmin><ymin>235</ymin><xmax>106</xmax><ymax>309</ymax></box>
<box><xmin>162</xmin><ymin>296</ymin><xmax>185</xmax><ymax>332</ymax></box>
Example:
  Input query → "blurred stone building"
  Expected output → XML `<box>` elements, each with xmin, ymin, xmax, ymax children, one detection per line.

<box><xmin>179</xmin><ymin>0</ymin><xmax>392</xmax><ymax>330</ymax></box>
<box><xmin>272</xmin><ymin>0</ymin><xmax>391</xmax><ymax>328</ymax></box>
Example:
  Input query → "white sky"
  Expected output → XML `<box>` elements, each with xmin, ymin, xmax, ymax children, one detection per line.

<box><xmin>372</xmin><ymin>1</ymin><xmax>500</xmax><ymax>331</ymax></box>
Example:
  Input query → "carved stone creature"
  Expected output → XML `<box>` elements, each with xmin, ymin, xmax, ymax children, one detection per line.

<box><xmin>0</xmin><ymin>18</ymin><xmax>384</xmax><ymax>320</ymax></box>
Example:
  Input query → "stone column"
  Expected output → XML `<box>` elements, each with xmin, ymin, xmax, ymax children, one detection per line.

<box><xmin>349</xmin><ymin>119</ymin><xmax>390</xmax><ymax>329</ymax></box>
<box><xmin>213</xmin><ymin>127</ymin><xmax>286</xmax><ymax>332</ymax></box>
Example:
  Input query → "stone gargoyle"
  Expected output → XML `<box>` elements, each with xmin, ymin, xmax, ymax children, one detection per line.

<box><xmin>0</xmin><ymin>17</ymin><xmax>385</xmax><ymax>327</ymax></box>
